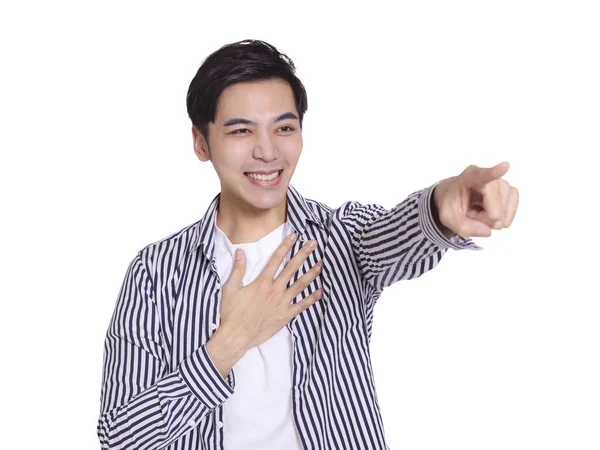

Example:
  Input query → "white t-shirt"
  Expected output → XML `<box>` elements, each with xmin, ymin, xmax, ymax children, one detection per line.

<box><xmin>213</xmin><ymin>219</ymin><xmax>303</xmax><ymax>450</ymax></box>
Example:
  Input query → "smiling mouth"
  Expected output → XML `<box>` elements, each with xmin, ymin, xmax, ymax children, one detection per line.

<box><xmin>244</xmin><ymin>170</ymin><xmax>283</xmax><ymax>181</ymax></box>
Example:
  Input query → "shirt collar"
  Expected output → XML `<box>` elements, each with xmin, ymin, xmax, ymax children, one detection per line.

<box><xmin>188</xmin><ymin>184</ymin><xmax>326</xmax><ymax>261</ymax></box>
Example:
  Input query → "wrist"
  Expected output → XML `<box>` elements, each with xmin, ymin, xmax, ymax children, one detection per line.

<box><xmin>206</xmin><ymin>324</ymin><xmax>248</xmax><ymax>378</ymax></box>
<box><xmin>431</xmin><ymin>182</ymin><xmax>455</xmax><ymax>239</ymax></box>
<box><xmin>218</xmin><ymin>324</ymin><xmax>249</xmax><ymax>355</ymax></box>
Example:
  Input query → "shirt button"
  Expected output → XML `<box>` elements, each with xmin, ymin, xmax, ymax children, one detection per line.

<box><xmin>188</xmin><ymin>419</ymin><xmax>196</xmax><ymax>428</ymax></box>
<box><xmin>217</xmin><ymin>421</ymin><xmax>224</xmax><ymax>428</ymax></box>
<box><xmin>210</xmin><ymin>323</ymin><xmax>217</xmax><ymax>331</ymax></box>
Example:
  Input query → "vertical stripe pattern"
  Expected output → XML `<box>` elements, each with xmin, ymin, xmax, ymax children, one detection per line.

<box><xmin>98</xmin><ymin>182</ymin><xmax>481</xmax><ymax>449</ymax></box>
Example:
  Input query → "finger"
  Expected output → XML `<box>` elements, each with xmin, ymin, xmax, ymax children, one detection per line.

<box><xmin>288</xmin><ymin>288</ymin><xmax>323</xmax><ymax>319</ymax></box>
<box><xmin>479</xmin><ymin>182</ymin><xmax>507</xmax><ymax>228</ymax></box>
<box><xmin>275</xmin><ymin>238</ymin><xmax>318</xmax><ymax>288</ymax></box>
<box><xmin>499</xmin><ymin>179</ymin><xmax>511</xmax><ymax>207</ymax></box>
<box><xmin>465</xmin><ymin>179</ymin><xmax>505</xmax><ymax>226</ymax></box>
<box><xmin>504</xmin><ymin>187</ymin><xmax>519</xmax><ymax>227</ymax></box>
<box><xmin>285</xmin><ymin>259</ymin><xmax>323</xmax><ymax>301</ymax></box>
<box><xmin>463</xmin><ymin>161</ymin><xmax>510</xmax><ymax>188</ymax></box>
<box><xmin>454</xmin><ymin>217</ymin><xmax>493</xmax><ymax>238</ymax></box>
<box><xmin>261</xmin><ymin>232</ymin><xmax>298</xmax><ymax>280</ymax></box>
<box><xmin>495</xmin><ymin>181</ymin><xmax>512</xmax><ymax>229</ymax></box>
<box><xmin>468</xmin><ymin>210</ymin><xmax>504</xmax><ymax>230</ymax></box>
<box><xmin>223</xmin><ymin>248</ymin><xmax>246</xmax><ymax>291</ymax></box>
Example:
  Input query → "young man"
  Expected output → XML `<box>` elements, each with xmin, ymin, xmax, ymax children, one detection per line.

<box><xmin>97</xmin><ymin>40</ymin><xmax>519</xmax><ymax>450</ymax></box>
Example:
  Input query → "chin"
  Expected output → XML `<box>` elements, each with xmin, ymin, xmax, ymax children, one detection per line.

<box><xmin>244</xmin><ymin>185</ymin><xmax>288</xmax><ymax>211</ymax></box>
<box><xmin>238</xmin><ymin>169</ymin><xmax>291</xmax><ymax>208</ymax></box>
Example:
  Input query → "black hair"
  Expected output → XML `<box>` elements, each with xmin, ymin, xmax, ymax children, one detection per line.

<box><xmin>186</xmin><ymin>39</ymin><xmax>308</xmax><ymax>150</ymax></box>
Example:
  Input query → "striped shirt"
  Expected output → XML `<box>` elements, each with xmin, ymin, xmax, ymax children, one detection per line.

<box><xmin>97</xmin><ymin>182</ymin><xmax>481</xmax><ymax>450</ymax></box>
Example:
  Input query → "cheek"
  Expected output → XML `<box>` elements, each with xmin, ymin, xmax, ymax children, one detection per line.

<box><xmin>213</xmin><ymin>145</ymin><xmax>249</xmax><ymax>170</ymax></box>
<box><xmin>281</xmin><ymin>135</ymin><xmax>303</xmax><ymax>160</ymax></box>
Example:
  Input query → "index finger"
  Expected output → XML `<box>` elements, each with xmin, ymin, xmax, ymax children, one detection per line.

<box><xmin>464</xmin><ymin>161</ymin><xmax>510</xmax><ymax>187</ymax></box>
<box><xmin>260</xmin><ymin>232</ymin><xmax>298</xmax><ymax>280</ymax></box>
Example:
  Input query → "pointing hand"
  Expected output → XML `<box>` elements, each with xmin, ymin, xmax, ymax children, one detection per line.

<box><xmin>432</xmin><ymin>161</ymin><xmax>519</xmax><ymax>238</ymax></box>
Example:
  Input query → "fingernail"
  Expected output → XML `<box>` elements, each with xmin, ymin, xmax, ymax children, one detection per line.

<box><xmin>235</xmin><ymin>248</ymin><xmax>243</xmax><ymax>260</ymax></box>
<box><xmin>308</xmin><ymin>240</ymin><xmax>317</xmax><ymax>249</ymax></box>
<box><xmin>477</xmin><ymin>224</ymin><xmax>491</xmax><ymax>236</ymax></box>
<box><xmin>287</xmin><ymin>233</ymin><xmax>297</xmax><ymax>242</ymax></box>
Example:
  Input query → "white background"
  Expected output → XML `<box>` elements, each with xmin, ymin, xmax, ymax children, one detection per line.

<box><xmin>1</xmin><ymin>1</ymin><xmax>598</xmax><ymax>448</ymax></box>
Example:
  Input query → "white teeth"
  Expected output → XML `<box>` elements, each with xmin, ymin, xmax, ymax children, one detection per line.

<box><xmin>246</xmin><ymin>171</ymin><xmax>281</xmax><ymax>181</ymax></box>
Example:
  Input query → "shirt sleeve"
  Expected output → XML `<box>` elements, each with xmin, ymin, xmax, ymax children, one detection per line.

<box><xmin>339</xmin><ymin>182</ymin><xmax>482</xmax><ymax>293</ymax></box>
<box><xmin>97</xmin><ymin>252</ymin><xmax>234</xmax><ymax>450</ymax></box>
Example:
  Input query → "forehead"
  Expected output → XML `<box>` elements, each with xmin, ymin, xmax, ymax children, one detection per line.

<box><xmin>215</xmin><ymin>79</ymin><xmax>297</xmax><ymax>120</ymax></box>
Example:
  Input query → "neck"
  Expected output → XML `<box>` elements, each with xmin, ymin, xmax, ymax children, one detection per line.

<box><xmin>216</xmin><ymin>192</ymin><xmax>288</xmax><ymax>245</ymax></box>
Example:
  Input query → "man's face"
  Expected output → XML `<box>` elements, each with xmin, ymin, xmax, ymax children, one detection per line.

<box><xmin>193</xmin><ymin>78</ymin><xmax>303</xmax><ymax>213</ymax></box>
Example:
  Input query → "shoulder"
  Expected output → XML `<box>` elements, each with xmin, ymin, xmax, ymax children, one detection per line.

<box><xmin>300</xmin><ymin>191</ymin><xmax>390</xmax><ymax>228</ymax></box>
<box><xmin>304</xmin><ymin>196</ymin><xmax>335</xmax><ymax>222</ymax></box>
<box><xmin>135</xmin><ymin>220</ymin><xmax>202</xmax><ymax>273</ymax></box>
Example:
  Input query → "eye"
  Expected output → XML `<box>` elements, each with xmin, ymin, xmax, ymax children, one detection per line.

<box><xmin>230</xmin><ymin>128</ymin><xmax>250</xmax><ymax>135</ymax></box>
<box><xmin>279</xmin><ymin>125</ymin><xmax>295</xmax><ymax>132</ymax></box>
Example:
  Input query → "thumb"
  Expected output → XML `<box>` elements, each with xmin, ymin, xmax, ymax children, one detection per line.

<box><xmin>226</xmin><ymin>248</ymin><xmax>246</xmax><ymax>288</ymax></box>
<box><xmin>454</xmin><ymin>217</ymin><xmax>493</xmax><ymax>238</ymax></box>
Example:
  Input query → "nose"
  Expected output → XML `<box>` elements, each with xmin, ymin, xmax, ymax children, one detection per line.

<box><xmin>252</xmin><ymin>131</ymin><xmax>279</xmax><ymax>162</ymax></box>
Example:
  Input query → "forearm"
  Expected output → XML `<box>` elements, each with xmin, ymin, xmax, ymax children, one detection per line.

<box><xmin>341</xmin><ymin>183</ymin><xmax>480</xmax><ymax>292</ymax></box>
<box><xmin>206</xmin><ymin>324</ymin><xmax>248</xmax><ymax>379</ymax></box>
<box><xmin>98</xmin><ymin>253</ymin><xmax>235</xmax><ymax>448</ymax></box>
<box><xmin>98</xmin><ymin>372</ymin><xmax>207</xmax><ymax>450</ymax></box>
<box><xmin>98</xmin><ymin>343</ymin><xmax>234</xmax><ymax>450</ymax></box>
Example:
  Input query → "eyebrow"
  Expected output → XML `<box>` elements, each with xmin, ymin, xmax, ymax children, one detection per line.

<box><xmin>223</xmin><ymin>112</ymin><xmax>298</xmax><ymax>127</ymax></box>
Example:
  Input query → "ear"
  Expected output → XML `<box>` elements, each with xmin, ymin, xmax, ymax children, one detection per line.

<box><xmin>192</xmin><ymin>126</ymin><xmax>211</xmax><ymax>162</ymax></box>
